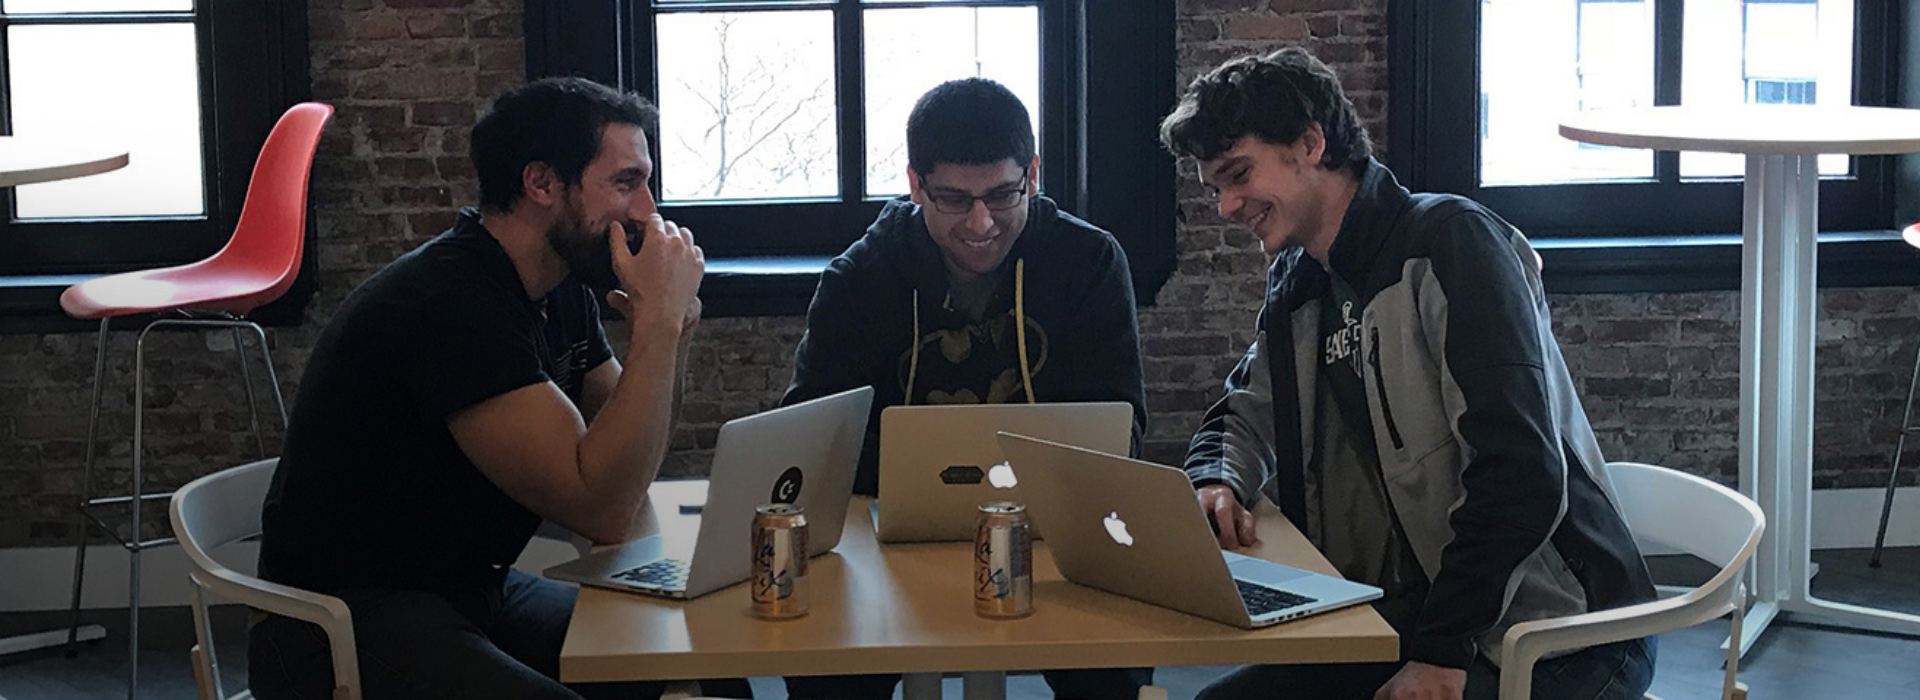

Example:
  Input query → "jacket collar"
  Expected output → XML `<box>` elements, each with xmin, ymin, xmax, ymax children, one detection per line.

<box><xmin>1324</xmin><ymin>158</ymin><xmax>1412</xmax><ymax>287</ymax></box>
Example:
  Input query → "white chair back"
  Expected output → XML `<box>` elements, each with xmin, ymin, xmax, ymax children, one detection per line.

<box><xmin>1499</xmin><ymin>462</ymin><xmax>1764</xmax><ymax>700</ymax></box>
<box><xmin>171</xmin><ymin>458</ymin><xmax>362</xmax><ymax>700</ymax></box>
<box><xmin>1606</xmin><ymin>462</ymin><xmax>1763</xmax><ymax>570</ymax></box>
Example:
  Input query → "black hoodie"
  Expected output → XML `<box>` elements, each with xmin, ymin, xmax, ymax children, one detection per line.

<box><xmin>783</xmin><ymin>195</ymin><xmax>1147</xmax><ymax>495</ymax></box>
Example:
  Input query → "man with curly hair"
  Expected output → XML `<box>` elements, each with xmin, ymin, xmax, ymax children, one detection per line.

<box><xmin>1161</xmin><ymin>47</ymin><xmax>1657</xmax><ymax>700</ymax></box>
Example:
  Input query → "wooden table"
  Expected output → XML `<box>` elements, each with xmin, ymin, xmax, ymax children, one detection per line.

<box><xmin>1561</xmin><ymin>105</ymin><xmax>1920</xmax><ymax>657</ymax></box>
<box><xmin>0</xmin><ymin>136</ymin><xmax>128</xmax><ymax>187</ymax></box>
<box><xmin>560</xmin><ymin>481</ymin><xmax>1397</xmax><ymax>698</ymax></box>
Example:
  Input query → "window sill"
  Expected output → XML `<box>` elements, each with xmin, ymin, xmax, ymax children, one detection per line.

<box><xmin>1535</xmin><ymin>229</ymin><xmax>1920</xmax><ymax>294</ymax></box>
<box><xmin>700</xmin><ymin>256</ymin><xmax>831</xmax><ymax>318</ymax></box>
<box><xmin>0</xmin><ymin>256</ymin><xmax>832</xmax><ymax>335</ymax></box>
<box><xmin>9</xmin><ymin>237</ymin><xmax>1910</xmax><ymax>334</ymax></box>
<box><xmin>0</xmin><ymin>274</ymin><xmax>104</xmax><ymax>334</ymax></box>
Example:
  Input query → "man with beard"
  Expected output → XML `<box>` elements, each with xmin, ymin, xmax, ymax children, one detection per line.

<box><xmin>251</xmin><ymin>77</ymin><xmax>706</xmax><ymax>700</ymax></box>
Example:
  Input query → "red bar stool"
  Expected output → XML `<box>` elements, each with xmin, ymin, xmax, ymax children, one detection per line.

<box><xmin>57</xmin><ymin>102</ymin><xmax>332</xmax><ymax>699</ymax></box>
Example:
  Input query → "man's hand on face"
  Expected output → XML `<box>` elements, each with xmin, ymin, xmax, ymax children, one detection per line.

<box><xmin>1372</xmin><ymin>661</ymin><xmax>1466</xmax><ymax>700</ymax></box>
<box><xmin>603</xmin><ymin>215</ymin><xmax>703</xmax><ymax>330</ymax></box>
<box><xmin>1196</xmin><ymin>484</ymin><xmax>1257</xmax><ymax>549</ymax></box>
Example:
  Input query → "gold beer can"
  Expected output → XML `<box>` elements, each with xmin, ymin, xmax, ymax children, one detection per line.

<box><xmin>974</xmin><ymin>501</ymin><xmax>1034</xmax><ymax>618</ymax></box>
<box><xmin>750</xmin><ymin>504</ymin><xmax>809</xmax><ymax>620</ymax></box>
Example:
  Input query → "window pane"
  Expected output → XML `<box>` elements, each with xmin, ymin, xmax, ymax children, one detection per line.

<box><xmin>1680</xmin><ymin>0</ymin><xmax>1852</xmax><ymax>178</ymax></box>
<box><xmin>863</xmin><ymin>6</ymin><xmax>1040</xmax><ymax>197</ymax></box>
<box><xmin>9</xmin><ymin>23</ymin><xmax>205</xmax><ymax>219</ymax></box>
<box><xmin>3</xmin><ymin>0</ymin><xmax>193</xmax><ymax>13</ymax></box>
<box><xmin>657</xmin><ymin>10</ymin><xmax>838</xmax><ymax>203</ymax></box>
<box><xmin>1481</xmin><ymin>0</ymin><xmax>1656</xmax><ymax>186</ymax></box>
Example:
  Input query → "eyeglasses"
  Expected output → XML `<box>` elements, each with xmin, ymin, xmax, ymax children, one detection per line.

<box><xmin>921</xmin><ymin>174</ymin><xmax>1029</xmax><ymax>215</ymax></box>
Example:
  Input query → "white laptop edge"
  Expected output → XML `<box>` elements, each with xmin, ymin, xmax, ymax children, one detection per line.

<box><xmin>543</xmin><ymin>386</ymin><xmax>874</xmax><ymax>599</ymax></box>
<box><xmin>994</xmin><ymin>431</ymin><xmax>1382</xmax><ymax>630</ymax></box>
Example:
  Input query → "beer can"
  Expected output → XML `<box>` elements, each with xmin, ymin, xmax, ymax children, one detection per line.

<box><xmin>974</xmin><ymin>501</ymin><xmax>1034</xmax><ymax>618</ymax></box>
<box><xmin>750</xmin><ymin>504</ymin><xmax>809</xmax><ymax>620</ymax></box>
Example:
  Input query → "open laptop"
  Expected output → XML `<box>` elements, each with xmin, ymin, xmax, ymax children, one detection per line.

<box><xmin>544</xmin><ymin>386</ymin><xmax>873</xmax><ymax>599</ymax></box>
<box><xmin>876</xmin><ymin>402</ymin><xmax>1132</xmax><ymax>542</ymax></box>
<box><xmin>995</xmin><ymin>432</ymin><xmax>1382</xmax><ymax>629</ymax></box>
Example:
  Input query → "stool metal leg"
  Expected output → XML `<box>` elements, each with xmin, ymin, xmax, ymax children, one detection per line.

<box><xmin>128</xmin><ymin>323</ymin><xmax>159</xmax><ymax>700</ymax></box>
<box><xmin>1870</xmin><ymin>339</ymin><xmax>1920</xmax><ymax>567</ymax></box>
<box><xmin>248</xmin><ymin>322</ymin><xmax>289</xmax><ymax>427</ymax></box>
<box><xmin>63</xmin><ymin>319</ymin><xmax>111</xmax><ymax>656</ymax></box>
<box><xmin>232</xmin><ymin>327</ymin><xmax>267</xmax><ymax>458</ymax></box>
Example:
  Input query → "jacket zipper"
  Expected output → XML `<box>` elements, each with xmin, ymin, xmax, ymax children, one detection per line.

<box><xmin>1368</xmin><ymin>327</ymin><xmax>1406</xmax><ymax>451</ymax></box>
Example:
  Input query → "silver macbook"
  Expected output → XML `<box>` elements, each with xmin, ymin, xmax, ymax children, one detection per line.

<box><xmin>995</xmin><ymin>432</ymin><xmax>1383</xmax><ymax>629</ymax></box>
<box><xmin>544</xmin><ymin>386</ymin><xmax>872</xmax><ymax>599</ymax></box>
<box><xmin>876</xmin><ymin>402</ymin><xmax>1132</xmax><ymax>542</ymax></box>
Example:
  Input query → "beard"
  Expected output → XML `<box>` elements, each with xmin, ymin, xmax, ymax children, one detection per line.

<box><xmin>545</xmin><ymin>196</ymin><xmax>620</xmax><ymax>291</ymax></box>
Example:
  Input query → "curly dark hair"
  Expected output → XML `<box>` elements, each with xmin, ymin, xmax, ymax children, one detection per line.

<box><xmin>1159</xmin><ymin>46</ymin><xmax>1371</xmax><ymax>175</ymax></box>
<box><xmin>906</xmin><ymin>78</ymin><xmax>1036</xmax><ymax>177</ymax></box>
<box><xmin>472</xmin><ymin>77</ymin><xmax>659</xmax><ymax>212</ymax></box>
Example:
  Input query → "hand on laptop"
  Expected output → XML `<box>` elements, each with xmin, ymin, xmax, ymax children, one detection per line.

<box><xmin>1197</xmin><ymin>485</ymin><xmax>1257</xmax><ymax>549</ymax></box>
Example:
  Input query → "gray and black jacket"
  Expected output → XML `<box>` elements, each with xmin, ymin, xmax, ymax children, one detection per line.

<box><xmin>1184</xmin><ymin>160</ymin><xmax>1654</xmax><ymax>670</ymax></box>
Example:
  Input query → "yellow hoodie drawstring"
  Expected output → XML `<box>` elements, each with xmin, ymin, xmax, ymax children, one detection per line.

<box><xmin>905</xmin><ymin>258</ymin><xmax>1032</xmax><ymax>406</ymax></box>
<box><xmin>907</xmin><ymin>288</ymin><xmax>921</xmax><ymax>406</ymax></box>
<box><xmin>1014</xmin><ymin>258</ymin><xmax>1034</xmax><ymax>403</ymax></box>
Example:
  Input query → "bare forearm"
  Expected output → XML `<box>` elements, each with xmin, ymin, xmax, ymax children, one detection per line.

<box><xmin>573</xmin><ymin>317</ymin><xmax>684</xmax><ymax>541</ymax></box>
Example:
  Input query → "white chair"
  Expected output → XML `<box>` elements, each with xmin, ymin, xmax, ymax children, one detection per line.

<box><xmin>1499</xmin><ymin>461</ymin><xmax>1763</xmax><ymax>700</ymax></box>
<box><xmin>170</xmin><ymin>458</ymin><xmax>361</xmax><ymax>700</ymax></box>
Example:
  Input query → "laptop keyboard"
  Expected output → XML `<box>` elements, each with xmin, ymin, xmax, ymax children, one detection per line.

<box><xmin>612</xmin><ymin>559</ymin><xmax>690</xmax><ymax>590</ymax></box>
<box><xmin>1235</xmin><ymin>579</ymin><xmax>1316</xmax><ymax>617</ymax></box>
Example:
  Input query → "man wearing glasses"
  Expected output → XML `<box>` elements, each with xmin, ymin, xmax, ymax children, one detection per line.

<box><xmin>779</xmin><ymin>78</ymin><xmax>1150</xmax><ymax>700</ymax></box>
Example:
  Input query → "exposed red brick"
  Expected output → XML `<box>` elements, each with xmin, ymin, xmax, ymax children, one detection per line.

<box><xmin>1225</xmin><ymin>16</ymin><xmax>1308</xmax><ymax>41</ymax></box>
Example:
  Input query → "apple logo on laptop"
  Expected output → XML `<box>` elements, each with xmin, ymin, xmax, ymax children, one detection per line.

<box><xmin>771</xmin><ymin>467</ymin><xmax>804</xmax><ymax>504</ymax></box>
<box><xmin>986</xmin><ymin>461</ymin><xmax>1018</xmax><ymax>489</ymax></box>
<box><xmin>1103</xmin><ymin>511</ymin><xmax>1135</xmax><ymax>546</ymax></box>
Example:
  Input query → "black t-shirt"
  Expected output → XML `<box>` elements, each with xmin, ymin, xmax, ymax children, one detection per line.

<box><xmin>1319</xmin><ymin>271</ymin><xmax>1374</xmax><ymax>454</ymax></box>
<box><xmin>258</xmin><ymin>209</ymin><xmax>614</xmax><ymax>595</ymax></box>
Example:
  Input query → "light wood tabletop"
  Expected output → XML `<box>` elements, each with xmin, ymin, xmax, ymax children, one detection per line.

<box><xmin>559</xmin><ymin>481</ymin><xmax>1397</xmax><ymax>683</ymax></box>
<box><xmin>1558</xmin><ymin>105</ymin><xmax>1920</xmax><ymax>155</ymax></box>
<box><xmin>0</xmin><ymin>136</ymin><xmax>129</xmax><ymax>187</ymax></box>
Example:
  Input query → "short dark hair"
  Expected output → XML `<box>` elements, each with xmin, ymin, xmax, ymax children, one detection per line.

<box><xmin>906</xmin><ymin>78</ymin><xmax>1036</xmax><ymax>178</ymax></box>
<box><xmin>472</xmin><ymin>77</ymin><xmax>659</xmax><ymax>212</ymax></box>
<box><xmin>1159</xmin><ymin>46</ymin><xmax>1371</xmax><ymax>175</ymax></box>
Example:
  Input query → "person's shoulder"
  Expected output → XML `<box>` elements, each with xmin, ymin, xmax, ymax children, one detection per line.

<box><xmin>1027</xmin><ymin>198</ymin><xmax>1127</xmax><ymax>262</ymax></box>
<box><xmin>829</xmin><ymin>198</ymin><xmax>923</xmax><ymax>279</ymax></box>
<box><xmin>1395</xmin><ymin>192</ymin><xmax>1522</xmax><ymax>255</ymax></box>
<box><xmin>354</xmin><ymin>238</ymin><xmax>523</xmax><ymax>324</ymax></box>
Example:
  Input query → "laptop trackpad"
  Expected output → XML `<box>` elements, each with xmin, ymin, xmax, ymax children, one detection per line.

<box><xmin>1225</xmin><ymin>552</ymin><xmax>1313</xmax><ymax>585</ymax></box>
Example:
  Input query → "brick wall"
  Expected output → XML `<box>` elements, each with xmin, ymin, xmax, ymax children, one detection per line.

<box><xmin>1</xmin><ymin>0</ymin><xmax>1915</xmax><ymax>548</ymax></box>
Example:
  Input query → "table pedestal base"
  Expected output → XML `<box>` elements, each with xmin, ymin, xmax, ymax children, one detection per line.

<box><xmin>1729</xmin><ymin>152</ymin><xmax>1920</xmax><ymax>657</ymax></box>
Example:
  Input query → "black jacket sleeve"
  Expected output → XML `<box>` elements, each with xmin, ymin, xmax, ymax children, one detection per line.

<box><xmin>1043</xmin><ymin>236</ymin><xmax>1149</xmax><ymax>455</ymax></box>
<box><xmin>782</xmin><ymin>256</ymin><xmax>892</xmax><ymax>495</ymax></box>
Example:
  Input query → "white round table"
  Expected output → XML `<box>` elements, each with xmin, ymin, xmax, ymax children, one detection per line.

<box><xmin>1561</xmin><ymin>105</ymin><xmax>1920</xmax><ymax>657</ymax></box>
<box><xmin>0</xmin><ymin>134</ymin><xmax>124</xmax><ymax>662</ymax></box>
<box><xmin>0</xmin><ymin>135</ymin><xmax>129</xmax><ymax>187</ymax></box>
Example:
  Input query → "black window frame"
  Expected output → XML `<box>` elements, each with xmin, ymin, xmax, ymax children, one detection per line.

<box><xmin>527</xmin><ymin>0</ymin><xmax>1175</xmax><ymax>315</ymax></box>
<box><xmin>1390</xmin><ymin>0</ymin><xmax>1920</xmax><ymax>293</ymax></box>
<box><xmin>0</xmin><ymin>0</ymin><xmax>312</xmax><ymax>331</ymax></box>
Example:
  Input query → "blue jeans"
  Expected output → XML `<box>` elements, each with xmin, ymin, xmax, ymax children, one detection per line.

<box><xmin>1194</xmin><ymin>636</ymin><xmax>1655</xmax><ymax>700</ymax></box>
<box><xmin>248</xmin><ymin>569</ymin><xmax>749</xmax><ymax>700</ymax></box>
